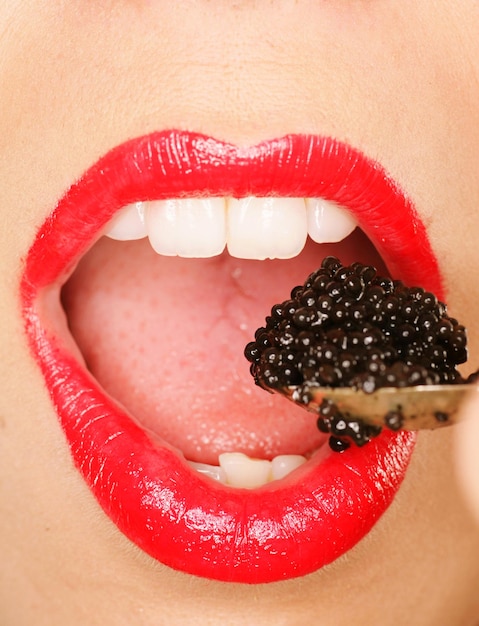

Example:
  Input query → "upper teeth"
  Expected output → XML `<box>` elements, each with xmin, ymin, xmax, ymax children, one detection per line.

<box><xmin>105</xmin><ymin>197</ymin><xmax>357</xmax><ymax>259</ymax></box>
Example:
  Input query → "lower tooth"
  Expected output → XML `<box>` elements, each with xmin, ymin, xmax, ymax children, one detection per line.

<box><xmin>188</xmin><ymin>453</ymin><xmax>309</xmax><ymax>488</ymax></box>
<box><xmin>188</xmin><ymin>461</ymin><xmax>227</xmax><ymax>484</ymax></box>
<box><xmin>219</xmin><ymin>452</ymin><xmax>272</xmax><ymax>489</ymax></box>
<box><xmin>271</xmin><ymin>455</ymin><xmax>307</xmax><ymax>480</ymax></box>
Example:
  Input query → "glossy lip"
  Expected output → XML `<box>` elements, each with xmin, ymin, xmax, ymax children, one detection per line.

<box><xmin>20</xmin><ymin>131</ymin><xmax>442</xmax><ymax>584</ymax></box>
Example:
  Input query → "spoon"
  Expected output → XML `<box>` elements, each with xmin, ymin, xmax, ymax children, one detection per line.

<box><xmin>280</xmin><ymin>383</ymin><xmax>479</xmax><ymax>431</ymax></box>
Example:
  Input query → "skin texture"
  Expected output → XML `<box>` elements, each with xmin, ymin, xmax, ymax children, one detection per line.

<box><xmin>1</xmin><ymin>1</ymin><xmax>479</xmax><ymax>624</ymax></box>
<box><xmin>457</xmin><ymin>400</ymin><xmax>479</xmax><ymax>526</ymax></box>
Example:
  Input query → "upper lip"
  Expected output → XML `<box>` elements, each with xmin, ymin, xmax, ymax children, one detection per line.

<box><xmin>20</xmin><ymin>130</ymin><xmax>439</xmax><ymax>583</ymax></box>
<box><xmin>23</xmin><ymin>130</ymin><xmax>442</xmax><ymax>294</ymax></box>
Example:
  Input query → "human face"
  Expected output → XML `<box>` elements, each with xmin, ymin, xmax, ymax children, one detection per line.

<box><xmin>1</xmin><ymin>2</ymin><xmax>479</xmax><ymax>624</ymax></box>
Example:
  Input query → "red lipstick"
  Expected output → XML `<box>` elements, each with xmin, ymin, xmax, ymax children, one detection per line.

<box><xmin>21</xmin><ymin>131</ymin><xmax>439</xmax><ymax>583</ymax></box>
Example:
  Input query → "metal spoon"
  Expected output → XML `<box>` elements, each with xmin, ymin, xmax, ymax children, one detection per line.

<box><xmin>280</xmin><ymin>383</ymin><xmax>479</xmax><ymax>431</ymax></box>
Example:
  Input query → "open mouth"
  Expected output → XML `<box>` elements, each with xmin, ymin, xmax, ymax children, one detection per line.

<box><xmin>20</xmin><ymin>131</ymin><xmax>441</xmax><ymax>584</ymax></box>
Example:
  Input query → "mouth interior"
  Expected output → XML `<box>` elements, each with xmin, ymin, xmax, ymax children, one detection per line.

<box><xmin>61</xmin><ymin>228</ymin><xmax>388</xmax><ymax>466</ymax></box>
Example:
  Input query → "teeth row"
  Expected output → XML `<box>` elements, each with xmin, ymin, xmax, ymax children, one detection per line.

<box><xmin>188</xmin><ymin>452</ymin><xmax>307</xmax><ymax>489</ymax></box>
<box><xmin>105</xmin><ymin>197</ymin><xmax>357</xmax><ymax>260</ymax></box>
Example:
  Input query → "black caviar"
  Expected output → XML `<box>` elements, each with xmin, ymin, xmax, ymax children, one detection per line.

<box><xmin>245</xmin><ymin>256</ymin><xmax>469</xmax><ymax>451</ymax></box>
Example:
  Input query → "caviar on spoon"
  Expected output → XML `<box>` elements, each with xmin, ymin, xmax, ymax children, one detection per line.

<box><xmin>245</xmin><ymin>256</ymin><xmax>479</xmax><ymax>451</ymax></box>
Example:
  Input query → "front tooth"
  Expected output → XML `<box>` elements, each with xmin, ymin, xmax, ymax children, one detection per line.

<box><xmin>227</xmin><ymin>197</ymin><xmax>307</xmax><ymax>260</ymax></box>
<box><xmin>306</xmin><ymin>198</ymin><xmax>357</xmax><ymax>243</ymax></box>
<box><xmin>271</xmin><ymin>455</ymin><xmax>307</xmax><ymax>481</ymax></box>
<box><xmin>146</xmin><ymin>198</ymin><xmax>226</xmax><ymax>257</ymax></box>
<box><xmin>219</xmin><ymin>452</ymin><xmax>272</xmax><ymax>489</ymax></box>
<box><xmin>105</xmin><ymin>202</ymin><xmax>147</xmax><ymax>240</ymax></box>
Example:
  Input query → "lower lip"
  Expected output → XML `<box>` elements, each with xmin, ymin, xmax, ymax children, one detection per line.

<box><xmin>21</xmin><ymin>131</ymin><xmax>438</xmax><ymax>583</ymax></box>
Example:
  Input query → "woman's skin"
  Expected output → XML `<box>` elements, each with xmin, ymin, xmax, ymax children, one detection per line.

<box><xmin>457</xmin><ymin>401</ymin><xmax>479</xmax><ymax>526</ymax></box>
<box><xmin>1</xmin><ymin>2</ymin><xmax>479</xmax><ymax>624</ymax></box>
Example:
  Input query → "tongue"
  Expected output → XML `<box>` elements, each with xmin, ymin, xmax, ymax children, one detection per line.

<box><xmin>62</xmin><ymin>232</ymin><xmax>386</xmax><ymax>464</ymax></box>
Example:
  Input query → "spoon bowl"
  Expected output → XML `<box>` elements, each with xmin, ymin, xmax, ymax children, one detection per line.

<box><xmin>281</xmin><ymin>383</ymin><xmax>479</xmax><ymax>431</ymax></box>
